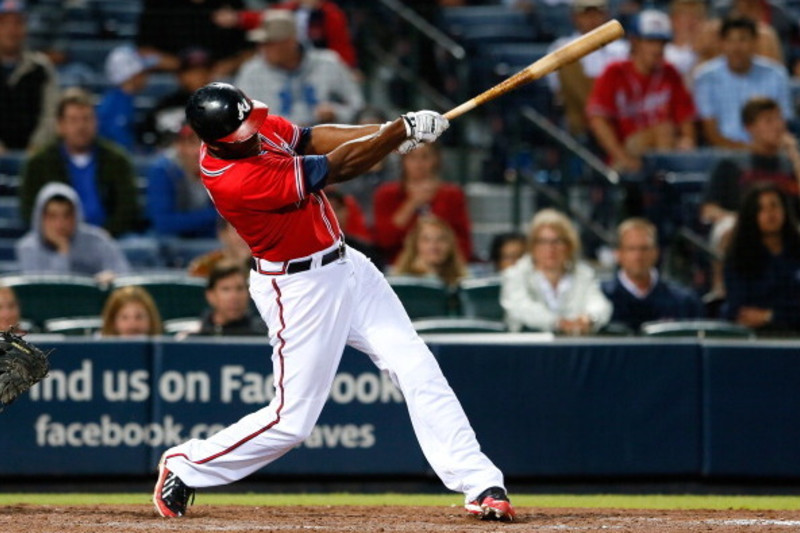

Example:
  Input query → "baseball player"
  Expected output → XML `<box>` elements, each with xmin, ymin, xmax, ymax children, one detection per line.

<box><xmin>152</xmin><ymin>83</ymin><xmax>516</xmax><ymax>522</ymax></box>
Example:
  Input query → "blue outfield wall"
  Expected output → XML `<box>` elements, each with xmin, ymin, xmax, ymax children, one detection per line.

<box><xmin>0</xmin><ymin>337</ymin><xmax>797</xmax><ymax>479</ymax></box>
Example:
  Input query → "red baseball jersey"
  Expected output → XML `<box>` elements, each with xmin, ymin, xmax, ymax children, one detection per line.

<box><xmin>586</xmin><ymin>59</ymin><xmax>696</xmax><ymax>141</ymax></box>
<box><xmin>199</xmin><ymin>114</ymin><xmax>341</xmax><ymax>261</ymax></box>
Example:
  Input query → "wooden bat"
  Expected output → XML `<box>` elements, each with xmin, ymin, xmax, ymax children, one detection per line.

<box><xmin>444</xmin><ymin>20</ymin><xmax>625</xmax><ymax>120</ymax></box>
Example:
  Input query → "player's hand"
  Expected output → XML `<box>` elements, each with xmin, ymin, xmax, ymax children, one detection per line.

<box><xmin>401</xmin><ymin>110</ymin><xmax>449</xmax><ymax>144</ymax></box>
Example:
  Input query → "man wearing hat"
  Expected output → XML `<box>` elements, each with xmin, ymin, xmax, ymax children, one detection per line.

<box><xmin>97</xmin><ymin>45</ymin><xmax>158</xmax><ymax>151</ymax></box>
<box><xmin>234</xmin><ymin>9</ymin><xmax>363</xmax><ymax>127</ymax></box>
<box><xmin>587</xmin><ymin>9</ymin><xmax>697</xmax><ymax>173</ymax></box>
<box><xmin>0</xmin><ymin>0</ymin><xmax>59</xmax><ymax>153</ymax></box>
<box><xmin>546</xmin><ymin>0</ymin><xmax>629</xmax><ymax>137</ymax></box>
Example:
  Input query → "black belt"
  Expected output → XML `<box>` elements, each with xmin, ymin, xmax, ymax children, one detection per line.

<box><xmin>251</xmin><ymin>242</ymin><xmax>346</xmax><ymax>275</ymax></box>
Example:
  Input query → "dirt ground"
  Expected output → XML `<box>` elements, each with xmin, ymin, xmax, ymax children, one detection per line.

<box><xmin>2</xmin><ymin>505</ymin><xmax>800</xmax><ymax>533</ymax></box>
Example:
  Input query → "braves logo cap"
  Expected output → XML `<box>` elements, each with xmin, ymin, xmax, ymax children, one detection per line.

<box><xmin>631</xmin><ymin>9</ymin><xmax>673</xmax><ymax>41</ymax></box>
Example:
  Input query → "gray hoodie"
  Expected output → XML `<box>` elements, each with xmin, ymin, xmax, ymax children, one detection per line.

<box><xmin>15</xmin><ymin>183</ymin><xmax>131</xmax><ymax>276</ymax></box>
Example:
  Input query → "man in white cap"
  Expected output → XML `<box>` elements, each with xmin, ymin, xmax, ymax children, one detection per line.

<box><xmin>96</xmin><ymin>45</ymin><xmax>158</xmax><ymax>151</ymax></box>
<box><xmin>546</xmin><ymin>0</ymin><xmax>629</xmax><ymax>137</ymax></box>
<box><xmin>587</xmin><ymin>9</ymin><xmax>697</xmax><ymax>173</ymax></box>
<box><xmin>234</xmin><ymin>9</ymin><xmax>363</xmax><ymax>126</ymax></box>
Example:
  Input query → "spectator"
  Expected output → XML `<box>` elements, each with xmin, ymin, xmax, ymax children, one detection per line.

<box><xmin>188</xmin><ymin>218</ymin><xmax>251</xmax><ymax>278</ymax></box>
<box><xmin>0</xmin><ymin>285</ymin><xmax>23</xmax><ymax>332</ymax></box>
<box><xmin>692</xmin><ymin>16</ymin><xmax>791</xmax><ymax>149</ymax></box>
<box><xmin>146</xmin><ymin>124</ymin><xmax>217</xmax><ymax>238</ymax></box>
<box><xmin>212</xmin><ymin>0</ymin><xmax>358</xmax><ymax>69</ymax></box>
<box><xmin>501</xmin><ymin>209</ymin><xmax>612</xmax><ymax>334</ymax></box>
<box><xmin>20</xmin><ymin>88</ymin><xmax>141</xmax><ymax>236</ymax></box>
<box><xmin>587</xmin><ymin>9</ymin><xmax>696</xmax><ymax>173</ymax></box>
<box><xmin>235</xmin><ymin>9</ymin><xmax>364</xmax><ymax>126</ymax></box>
<box><xmin>136</xmin><ymin>0</ymin><xmax>250</xmax><ymax>77</ymax></box>
<box><xmin>0</xmin><ymin>0</ymin><xmax>58</xmax><ymax>153</ymax></box>
<box><xmin>100</xmin><ymin>286</ymin><xmax>164</xmax><ymax>338</ymax></box>
<box><xmin>546</xmin><ymin>0</ymin><xmax>629</xmax><ymax>137</ymax></box>
<box><xmin>373</xmin><ymin>143</ymin><xmax>472</xmax><ymax>263</ymax></box>
<box><xmin>194</xmin><ymin>260</ymin><xmax>267</xmax><ymax>337</ymax></box>
<box><xmin>16</xmin><ymin>183</ymin><xmax>131</xmax><ymax>280</ymax></box>
<box><xmin>141</xmin><ymin>47</ymin><xmax>214</xmax><ymax>148</ymax></box>
<box><xmin>701</xmin><ymin>97</ymin><xmax>800</xmax><ymax>296</ymax></box>
<box><xmin>665</xmin><ymin>0</ymin><xmax>714</xmax><ymax>81</ymax></box>
<box><xmin>392</xmin><ymin>215</ymin><xmax>468</xmax><ymax>287</ymax></box>
<box><xmin>97</xmin><ymin>45</ymin><xmax>158</xmax><ymax>152</ymax></box>
<box><xmin>602</xmin><ymin>217</ymin><xmax>703</xmax><ymax>331</ymax></box>
<box><xmin>723</xmin><ymin>183</ymin><xmax>800</xmax><ymax>334</ymax></box>
<box><xmin>701</xmin><ymin>0</ymin><xmax>785</xmax><ymax>68</ymax></box>
<box><xmin>488</xmin><ymin>232</ymin><xmax>526</xmax><ymax>273</ymax></box>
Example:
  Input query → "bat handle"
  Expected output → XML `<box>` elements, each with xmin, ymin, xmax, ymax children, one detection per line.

<box><xmin>444</xmin><ymin>101</ymin><xmax>477</xmax><ymax>121</ymax></box>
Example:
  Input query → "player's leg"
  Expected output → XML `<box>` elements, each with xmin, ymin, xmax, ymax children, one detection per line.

<box><xmin>155</xmin><ymin>261</ymin><xmax>356</xmax><ymax>515</ymax></box>
<box><xmin>344</xmin><ymin>248</ymin><xmax>513</xmax><ymax>520</ymax></box>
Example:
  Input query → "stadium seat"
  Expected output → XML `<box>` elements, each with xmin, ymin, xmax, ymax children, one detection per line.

<box><xmin>65</xmin><ymin>39</ymin><xmax>132</xmax><ymax>72</ymax></box>
<box><xmin>112</xmin><ymin>274</ymin><xmax>207</xmax><ymax>321</ymax></box>
<box><xmin>0</xmin><ymin>238</ymin><xmax>18</xmax><ymax>261</ymax></box>
<box><xmin>412</xmin><ymin>317</ymin><xmax>507</xmax><ymax>334</ymax></box>
<box><xmin>642</xmin><ymin>149</ymin><xmax>734</xmax><ymax>174</ymax></box>
<box><xmin>440</xmin><ymin>5</ymin><xmax>533</xmax><ymax>35</ymax></box>
<box><xmin>458</xmin><ymin>276</ymin><xmax>504</xmax><ymax>321</ymax></box>
<box><xmin>0</xmin><ymin>275</ymin><xmax>106</xmax><ymax>328</ymax></box>
<box><xmin>163</xmin><ymin>317</ymin><xmax>202</xmax><ymax>336</ymax></box>
<box><xmin>161</xmin><ymin>238</ymin><xmax>221</xmax><ymax>269</ymax></box>
<box><xmin>44</xmin><ymin>316</ymin><xmax>103</xmax><ymax>336</ymax></box>
<box><xmin>119</xmin><ymin>237</ymin><xmax>163</xmax><ymax>268</ymax></box>
<box><xmin>0</xmin><ymin>151</ymin><xmax>25</xmax><ymax>177</ymax></box>
<box><xmin>640</xmin><ymin>319</ymin><xmax>755</xmax><ymax>339</ymax></box>
<box><xmin>386</xmin><ymin>276</ymin><xmax>455</xmax><ymax>320</ymax></box>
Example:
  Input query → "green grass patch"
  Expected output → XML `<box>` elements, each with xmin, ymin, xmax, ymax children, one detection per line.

<box><xmin>1</xmin><ymin>493</ymin><xmax>799</xmax><ymax>510</ymax></box>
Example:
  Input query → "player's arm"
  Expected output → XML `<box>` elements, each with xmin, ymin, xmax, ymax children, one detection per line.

<box><xmin>303</xmin><ymin>124</ymin><xmax>384</xmax><ymax>155</ymax></box>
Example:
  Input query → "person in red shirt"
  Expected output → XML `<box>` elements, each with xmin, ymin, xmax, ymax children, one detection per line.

<box><xmin>212</xmin><ymin>0</ymin><xmax>358</xmax><ymax>68</ymax></box>
<box><xmin>373</xmin><ymin>143</ymin><xmax>473</xmax><ymax>263</ymax></box>
<box><xmin>587</xmin><ymin>9</ymin><xmax>697</xmax><ymax>173</ymax></box>
<box><xmin>151</xmin><ymin>83</ymin><xmax>515</xmax><ymax>522</ymax></box>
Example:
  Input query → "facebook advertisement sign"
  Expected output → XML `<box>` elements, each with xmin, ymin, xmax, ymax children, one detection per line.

<box><xmin>0</xmin><ymin>339</ymin><xmax>424</xmax><ymax>476</ymax></box>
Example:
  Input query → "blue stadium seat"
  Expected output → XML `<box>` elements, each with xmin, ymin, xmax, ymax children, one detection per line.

<box><xmin>440</xmin><ymin>5</ymin><xmax>532</xmax><ymax>34</ymax></box>
<box><xmin>0</xmin><ymin>238</ymin><xmax>17</xmax><ymax>261</ymax></box>
<box><xmin>119</xmin><ymin>236</ymin><xmax>164</xmax><ymax>268</ymax></box>
<box><xmin>0</xmin><ymin>151</ymin><xmax>25</xmax><ymax>177</ymax></box>
<box><xmin>162</xmin><ymin>238</ymin><xmax>220</xmax><ymax>269</ymax></box>
<box><xmin>66</xmin><ymin>39</ymin><xmax>132</xmax><ymax>72</ymax></box>
<box><xmin>642</xmin><ymin>149</ymin><xmax>733</xmax><ymax>174</ymax></box>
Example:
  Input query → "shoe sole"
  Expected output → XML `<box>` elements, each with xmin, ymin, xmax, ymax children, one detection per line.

<box><xmin>153</xmin><ymin>454</ymin><xmax>180</xmax><ymax>518</ymax></box>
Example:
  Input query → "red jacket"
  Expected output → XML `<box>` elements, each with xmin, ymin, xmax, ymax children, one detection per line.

<box><xmin>373</xmin><ymin>181</ymin><xmax>473</xmax><ymax>263</ymax></box>
<box><xmin>239</xmin><ymin>2</ymin><xmax>358</xmax><ymax>68</ymax></box>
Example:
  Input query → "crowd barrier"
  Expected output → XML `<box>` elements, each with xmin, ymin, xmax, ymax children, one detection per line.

<box><xmin>1</xmin><ymin>336</ymin><xmax>798</xmax><ymax>479</ymax></box>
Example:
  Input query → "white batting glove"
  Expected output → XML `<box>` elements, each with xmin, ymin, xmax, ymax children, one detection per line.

<box><xmin>401</xmin><ymin>110</ymin><xmax>449</xmax><ymax>144</ymax></box>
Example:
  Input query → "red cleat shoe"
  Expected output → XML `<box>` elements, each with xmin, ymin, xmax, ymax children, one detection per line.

<box><xmin>465</xmin><ymin>486</ymin><xmax>516</xmax><ymax>522</ymax></box>
<box><xmin>153</xmin><ymin>455</ymin><xmax>195</xmax><ymax>518</ymax></box>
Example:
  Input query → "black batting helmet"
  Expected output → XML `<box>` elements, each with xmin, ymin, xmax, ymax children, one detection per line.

<box><xmin>185</xmin><ymin>82</ymin><xmax>269</xmax><ymax>144</ymax></box>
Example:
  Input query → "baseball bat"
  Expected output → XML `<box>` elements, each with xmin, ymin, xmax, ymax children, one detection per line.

<box><xmin>444</xmin><ymin>19</ymin><xmax>625</xmax><ymax>120</ymax></box>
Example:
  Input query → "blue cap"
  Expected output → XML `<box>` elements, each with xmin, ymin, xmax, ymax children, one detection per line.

<box><xmin>630</xmin><ymin>10</ymin><xmax>673</xmax><ymax>41</ymax></box>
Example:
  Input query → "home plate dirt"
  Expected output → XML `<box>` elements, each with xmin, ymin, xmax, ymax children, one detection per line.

<box><xmin>2</xmin><ymin>505</ymin><xmax>800</xmax><ymax>532</ymax></box>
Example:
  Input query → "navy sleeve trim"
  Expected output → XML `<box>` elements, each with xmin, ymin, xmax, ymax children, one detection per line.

<box><xmin>302</xmin><ymin>155</ymin><xmax>329</xmax><ymax>193</ymax></box>
<box><xmin>295</xmin><ymin>127</ymin><xmax>312</xmax><ymax>154</ymax></box>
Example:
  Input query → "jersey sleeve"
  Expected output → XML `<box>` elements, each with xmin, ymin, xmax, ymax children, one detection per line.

<box><xmin>237</xmin><ymin>154</ymin><xmax>329</xmax><ymax>210</ymax></box>
<box><xmin>263</xmin><ymin>115</ymin><xmax>304</xmax><ymax>151</ymax></box>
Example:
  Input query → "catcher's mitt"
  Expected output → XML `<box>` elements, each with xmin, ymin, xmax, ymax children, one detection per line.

<box><xmin>0</xmin><ymin>329</ymin><xmax>51</xmax><ymax>412</ymax></box>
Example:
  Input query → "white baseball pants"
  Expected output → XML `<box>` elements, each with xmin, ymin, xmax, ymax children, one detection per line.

<box><xmin>163</xmin><ymin>245</ymin><xmax>505</xmax><ymax>502</ymax></box>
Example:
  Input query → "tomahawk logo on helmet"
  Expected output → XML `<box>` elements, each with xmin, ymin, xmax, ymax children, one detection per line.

<box><xmin>186</xmin><ymin>82</ymin><xmax>269</xmax><ymax>145</ymax></box>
